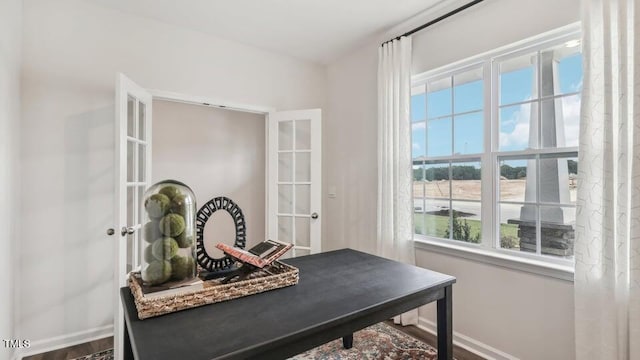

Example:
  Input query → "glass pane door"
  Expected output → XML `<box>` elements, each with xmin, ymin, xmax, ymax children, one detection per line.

<box><xmin>125</xmin><ymin>97</ymin><xmax>149</xmax><ymax>272</ymax></box>
<box><xmin>269</xmin><ymin>110</ymin><xmax>321</xmax><ymax>257</ymax></box>
<box><xmin>115</xmin><ymin>73</ymin><xmax>153</xmax><ymax>360</ymax></box>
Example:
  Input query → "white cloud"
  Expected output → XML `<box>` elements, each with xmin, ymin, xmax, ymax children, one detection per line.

<box><xmin>499</xmin><ymin>102</ymin><xmax>532</xmax><ymax>149</ymax></box>
<box><xmin>498</xmin><ymin>96</ymin><xmax>581</xmax><ymax>149</ymax></box>
<box><xmin>412</xmin><ymin>122</ymin><xmax>426</xmax><ymax>130</ymax></box>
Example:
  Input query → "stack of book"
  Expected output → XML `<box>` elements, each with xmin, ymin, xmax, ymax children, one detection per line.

<box><xmin>132</xmin><ymin>274</ymin><xmax>204</xmax><ymax>299</ymax></box>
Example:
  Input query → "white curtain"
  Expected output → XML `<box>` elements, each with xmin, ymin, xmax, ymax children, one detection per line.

<box><xmin>377</xmin><ymin>36</ymin><xmax>418</xmax><ymax>326</ymax></box>
<box><xmin>575</xmin><ymin>0</ymin><xmax>640</xmax><ymax>358</ymax></box>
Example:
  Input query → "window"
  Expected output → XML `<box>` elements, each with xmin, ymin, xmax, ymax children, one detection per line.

<box><xmin>411</xmin><ymin>27</ymin><xmax>582</xmax><ymax>265</ymax></box>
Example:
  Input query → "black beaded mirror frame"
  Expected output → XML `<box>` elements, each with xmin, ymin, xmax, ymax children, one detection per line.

<box><xmin>195</xmin><ymin>197</ymin><xmax>247</xmax><ymax>271</ymax></box>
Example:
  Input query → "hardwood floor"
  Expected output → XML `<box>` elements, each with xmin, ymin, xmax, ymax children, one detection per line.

<box><xmin>24</xmin><ymin>322</ymin><xmax>484</xmax><ymax>360</ymax></box>
<box><xmin>22</xmin><ymin>337</ymin><xmax>113</xmax><ymax>360</ymax></box>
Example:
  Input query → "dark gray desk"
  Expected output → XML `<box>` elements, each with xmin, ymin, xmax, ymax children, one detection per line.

<box><xmin>121</xmin><ymin>248</ymin><xmax>456</xmax><ymax>360</ymax></box>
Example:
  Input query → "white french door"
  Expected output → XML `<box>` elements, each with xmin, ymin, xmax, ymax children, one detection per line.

<box><xmin>114</xmin><ymin>74</ymin><xmax>152</xmax><ymax>360</ymax></box>
<box><xmin>268</xmin><ymin>109</ymin><xmax>322</xmax><ymax>257</ymax></box>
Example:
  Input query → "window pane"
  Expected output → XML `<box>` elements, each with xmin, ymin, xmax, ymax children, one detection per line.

<box><xmin>295</xmin><ymin>152</ymin><xmax>311</xmax><ymax>182</ymax></box>
<box><xmin>427</xmin><ymin>77</ymin><xmax>452</xmax><ymax>119</ymax></box>
<box><xmin>558</xmin><ymin>52</ymin><xmax>583</xmax><ymax>94</ymax></box>
<box><xmin>138</xmin><ymin>102</ymin><xmax>146</xmax><ymax>140</ymax></box>
<box><xmin>499</xmin><ymin>53</ymin><xmax>538</xmax><ymax>105</ymax></box>
<box><xmin>138</xmin><ymin>144</ymin><xmax>146</xmax><ymax>182</ymax></box>
<box><xmin>127</xmin><ymin>186</ymin><xmax>135</xmax><ymax>230</ymax></box>
<box><xmin>454</xmin><ymin>68</ymin><xmax>483</xmax><ymax>113</ymax></box>
<box><xmin>413</xmin><ymin>162</ymin><xmax>425</xmax><ymax>184</ymax></box>
<box><xmin>295</xmin><ymin>185</ymin><xmax>310</xmax><ymax>214</ymax></box>
<box><xmin>424</xmin><ymin>162</ymin><xmax>450</xmax><ymax>198</ymax></box>
<box><xmin>295</xmin><ymin>217</ymin><xmax>310</xmax><ymax>247</ymax></box>
<box><xmin>413</xmin><ymin>163</ymin><xmax>425</xmax><ymax>204</ymax></box>
<box><xmin>413</xmin><ymin>162</ymin><xmax>426</xmax><ymax>236</ymax></box>
<box><xmin>278</xmin><ymin>152</ymin><xmax>293</xmax><ymax>182</ymax></box>
<box><xmin>451</xmin><ymin>161</ymin><xmax>481</xmax><ymax>201</ymax></box>
<box><xmin>127</xmin><ymin>96</ymin><xmax>135</xmax><ymax>137</ymax></box>
<box><xmin>295</xmin><ymin>119</ymin><xmax>311</xmax><ymax>150</ymax></box>
<box><xmin>278</xmin><ymin>216</ymin><xmax>293</xmax><ymax>243</ymax></box>
<box><xmin>454</xmin><ymin>111</ymin><xmax>483</xmax><ymax>154</ymax></box>
<box><xmin>450</xmin><ymin>201</ymin><xmax>481</xmax><ymax>243</ymax></box>
<box><xmin>278</xmin><ymin>121</ymin><xmax>293</xmax><ymax>150</ymax></box>
<box><xmin>412</xmin><ymin>122</ymin><xmax>426</xmax><ymax>160</ymax></box>
<box><xmin>499</xmin><ymin>203</ymin><xmax>533</xmax><ymax>252</ymax></box>
<box><xmin>540</xmin><ymin>155</ymin><xmax>577</xmax><ymax>204</ymax></box>
<box><xmin>127</xmin><ymin>141</ymin><xmax>135</xmax><ymax>182</ymax></box>
<box><xmin>424</xmin><ymin>199</ymin><xmax>449</xmax><ymax>238</ymax></box>
<box><xmin>414</xmin><ymin>212</ymin><xmax>426</xmax><ymax>236</ymax></box>
<box><xmin>541</xmin><ymin>45</ymin><xmax>583</xmax><ymax>97</ymax></box>
<box><xmin>499</xmin><ymin>102</ymin><xmax>538</xmax><ymax>151</ymax></box>
<box><xmin>499</xmin><ymin>158</ymin><xmax>534</xmax><ymax>202</ymax></box>
<box><xmin>411</xmin><ymin>93</ymin><xmax>426</xmax><ymax>122</ymax></box>
<box><xmin>540</xmin><ymin>205</ymin><xmax>575</xmax><ymax>258</ymax></box>
<box><xmin>427</xmin><ymin>117</ymin><xmax>452</xmax><ymax>157</ymax></box>
<box><xmin>541</xmin><ymin>94</ymin><xmax>581</xmax><ymax>148</ymax></box>
<box><xmin>278</xmin><ymin>185</ymin><xmax>292</xmax><ymax>214</ymax></box>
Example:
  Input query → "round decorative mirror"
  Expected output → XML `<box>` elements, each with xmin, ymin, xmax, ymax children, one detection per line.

<box><xmin>195</xmin><ymin>197</ymin><xmax>246</xmax><ymax>271</ymax></box>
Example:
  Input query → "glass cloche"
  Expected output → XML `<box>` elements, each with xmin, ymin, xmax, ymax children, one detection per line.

<box><xmin>140</xmin><ymin>180</ymin><xmax>197</xmax><ymax>287</ymax></box>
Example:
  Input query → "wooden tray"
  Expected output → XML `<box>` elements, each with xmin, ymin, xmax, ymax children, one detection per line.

<box><xmin>128</xmin><ymin>261</ymin><xmax>299</xmax><ymax>319</ymax></box>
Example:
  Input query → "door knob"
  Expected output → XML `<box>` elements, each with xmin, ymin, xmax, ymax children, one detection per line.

<box><xmin>107</xmin><ymin>228</ymin><xmax>115</xmax><ymax>236</ymax></box>
<box><xmin>311</xmin><ymin>212</ymin><xmax>319</xmax><ymax>219</ymax></box>
<box><xmin>121</xmin><ymin>226</ymin><xmax>136</xmax><ymax>236</ymax></box>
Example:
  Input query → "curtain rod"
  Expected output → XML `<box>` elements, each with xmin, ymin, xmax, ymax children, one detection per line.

<box><xmin>382</xmin><ymin>0</ymin><xmax>485</xmax><ymax>46</ymax></box>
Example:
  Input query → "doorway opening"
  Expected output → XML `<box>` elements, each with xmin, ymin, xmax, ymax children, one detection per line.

<box><xmin>152</xmin><ymin>99</ymin><xmax>267</xmax><ymax>256</ymax></box>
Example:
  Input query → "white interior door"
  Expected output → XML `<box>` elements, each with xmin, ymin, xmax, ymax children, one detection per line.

<box><xmin>114</xmin><ymin>74</ymin><xmax>152</xmax><ymax>360</ymax></box>
<box><xmin>268</xmin><ymin>109</ymin><xmax>321</xmax><ymax>257</ymax></box>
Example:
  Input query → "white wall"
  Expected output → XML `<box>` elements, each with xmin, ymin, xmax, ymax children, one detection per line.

<box><xmin>20</xmin><ymin>0</ymin><xmax>326</xmax><ymax>351</ymax></box>
<box><xmin>153</xmin><ymin>101</ymin><xmax>266</xmax><ymax>256</ymax></box>
<box><xmin>0</xmin><ymin>0</ymin><xmax>21</xmax><ymax>359</ymax></box>
<box><xmin>324</xmin><ymin>0</ymin><xmax>579</xmax><ymax>358</ymax></box>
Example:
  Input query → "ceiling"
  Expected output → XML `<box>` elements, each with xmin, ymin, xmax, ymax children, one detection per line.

<box><xmin>87</xmin><ymin>0</ymin><xmax>445</xmax><ymax>64</ymax></box>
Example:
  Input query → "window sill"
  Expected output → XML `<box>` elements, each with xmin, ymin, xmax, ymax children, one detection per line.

<box><xmin>413</xmin><ymin>238</ymin><xmax>575</xmax><ymax>282</ymax></box>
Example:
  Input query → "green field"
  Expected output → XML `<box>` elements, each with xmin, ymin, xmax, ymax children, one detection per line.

<box><xmin>414</xmin><ymin>213</ymin><xmax>520</xmax><ymax>247</ymax></box>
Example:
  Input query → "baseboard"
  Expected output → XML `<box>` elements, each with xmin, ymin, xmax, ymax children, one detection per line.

<box><xmin>417</xmin><ymin>317</ymin><xmax>518</xmax><ymax>360</ymax></box>
<box><xmin>15</xmin><ymin>325</ymin><xmax>113</xmax><ymax>360</ymax></box>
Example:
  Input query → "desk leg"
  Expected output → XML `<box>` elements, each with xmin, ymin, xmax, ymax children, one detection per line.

<box><xmin>437</xmin><ymin>285</ymin><xmax>453</xmax><ymax>360</ymax></box>
<box><xmin>342</xmin><ymin>334</ymin><xmax>353</xmax><ymax>349</ymax></box>
<box><xmin>124</xmin><ymin>321</ymin><xmax>134</xmax><ymax>360</ymax></box>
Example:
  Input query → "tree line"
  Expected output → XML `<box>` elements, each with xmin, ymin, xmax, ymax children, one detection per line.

<box><xmin>413</xmin><ymin>165</ymin><xmax>480</xmax><ymax>181</ymax></box>
<box><xmin>413</xmin><ymin>160</ymin><xmax>577</xmax><ymax>181</ymax></box>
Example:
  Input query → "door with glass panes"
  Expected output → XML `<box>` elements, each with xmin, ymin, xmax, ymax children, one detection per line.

<box><xmin>268</xmin><ymin>109</ymin><xmax>322</xmax><ymax>257</ymax></box>
<box><xmin>113</xmin><ymin>73</ymin><xmax>152</xmax><ymax>360</ymax></box>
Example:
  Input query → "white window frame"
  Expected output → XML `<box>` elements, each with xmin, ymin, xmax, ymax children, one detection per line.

<box><xmin>411</xmin><ymin>23</ymin><xmax>581</xmax><ymax>281</ymax></box>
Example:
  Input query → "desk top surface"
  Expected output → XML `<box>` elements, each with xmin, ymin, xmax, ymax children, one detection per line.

<box><xmin>121</xmin><ymin>248</ymin><xmax>456</xmax><ymax>360</ymax></box>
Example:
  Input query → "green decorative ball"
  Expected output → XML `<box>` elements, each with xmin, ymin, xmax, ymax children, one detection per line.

<box><xmin>142</xmin><ymin>260</ymin><xmax>172</xmax><ymax>286</ymax></box>
<box><xmin>144</xmin><ymin>193</ymin><xmax>170</xmax><ymax>219</ymax></box>
<box><xmin>159</xmin><ymin>185</ymin><xmax>181</xmax><ymax>200</ymax></box>
<box><xmin>171</xmin><ymin>255</ymin><xmax>195</xmax><ymax>280</ymax></box>
<box><xmin>175</xmin><ymin>232</ymin><xmax>194</xmax><ymax>248</ymax></box>
<box><xmin>151</xmin><ymin>237</ymin><xmax>179</xmax><ymax>260</ymax></box>
<box><xmin>143</xmin><ymin>245</ymin><xmax>155</xmax><ymax>263</ymax></box>
<box><xmin>159</xmin><ymin>213</ymin><xmax>186</xmax><ymax>237</ymax></box>
<box><xmin>143</xmin><ymin>221</ymin><xmax>161</xmax><ymax>243</ymax></box>
<box><xmin>170</xmin><ymin>194</ymin><xmax>189</xmax><ymax>217</ymax></box>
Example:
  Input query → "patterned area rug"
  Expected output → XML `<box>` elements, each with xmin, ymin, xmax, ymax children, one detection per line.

<box><xmin>71</xmin><ymin>322</ymin><xmax>444</xmax><ymax>360</ymax></box>
<box><xmin>290</xmin><ymin>322</ymin><xmax>441</xmax><ymax>360</ymax></box>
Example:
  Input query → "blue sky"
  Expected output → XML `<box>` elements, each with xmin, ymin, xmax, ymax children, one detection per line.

<box><xmin>411</xmin><ymin>52</ymin><xmax>583</xmax><ymax>162</ymax></box>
